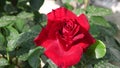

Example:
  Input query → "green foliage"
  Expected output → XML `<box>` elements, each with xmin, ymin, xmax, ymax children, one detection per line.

<box><xmin>0</xmin><ymin>0</ymin><xmax>45</xmax><ymax>68</ymax></box>
<box><xmin>0</xmin><ymin>58</ymin><xmax>9</xmax><ymax>66</ymax></box>
<box><xmin>74</xmin><ymin>9</ymin><xmax>85</xmax><ymax>15</ymax></box>
<box><xmin>0</xmin><ymin>33</ymin><xmax>5</xmax><ymax>48</ymax></box>
<box><xmin>74</xmin><ymin>5</ymin><xmax>112</xmax><ymax>16</ymax></box>
<box><xmin>6</xmin><ymin>26</ymin><xmax>19</xmax><ymax>51</ymax></box>
<box><xmin>28</xmin><ymin>47</ymin><xmax>43</xmax><ymax>68</ymax></box>
<box><xmin>4</xmin><ymin>3</ymin><xmax>17</xmax><ymax>14</ymax></box>
<box><xmin>86</xmin><ymin>40</ymin><xmax>106</xmax><ymax>59</ymax></box>
<box><xmin>64</xmin><ymin>3</ymin><xmax>74</xmax><ymax>10</ymax></box>
<box><xmin>90</xmin><ymin>16</ymin><xmax>111</xmax><ymax>27</ymax></box>
<box><xmin>94</xmin><ymin>60</ymin><xmax>119</xmax><ymax>68</ymax></box>
<box><xmin>0</xmin><ymin>16</ymin><xmax>16</xmax><ymax>27</ymax></box>
<box><xmin>17</xmin><ymin>11</ymin><xmax>34</xmax><ymax>19</ymax></box>
<box><xmin>47</xmin><ymin>60</ymin><xmax>57</xmax><ymax>68</ymax></box>
<box><xmin>86</xmin><ymin>6</ymin><xmax>112</xmax><ymax>16</ymax></box>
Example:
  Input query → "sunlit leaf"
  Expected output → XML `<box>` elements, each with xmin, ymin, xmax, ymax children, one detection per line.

<box><xmin>15</xmin><ymin>19</ymin><xmax>25</xmax><ymax>32</ymax></box>
<box><xmin>7</xmin><ymin>26</ymin><xmax>19</xmax><ymax>51</ymax></box>
<box><xmin>17</xmin><ymin>11</ymin><xmax>33</xmax><ymax>19</ymax></box>
<box><xmin>18</xmin><ymin>53</ymin><xmax>29</xmax><ymax>61</ymax></box>
<box><xmin>86</xmin><ymin>40</ymin><xmax>106</xmax><ymax>59</ymax></box>
<box><xmin>0</xmin><ymin>58</ymin><xmax>9</xmax><ymax>66</ymax></box>
<box><xmin>0</xmin><ymin>16</ymin><xmax>16</xmax><ymax>27</ymax></box>
<box><xmin>95</xmin><ymin>40</ymin><xmax>106</xmax><ymax>59</ymax></box>
<box><xmin>86</xmin><ymin>6</ymin><xmax>112</xmax><ymax>16</ymax></box>
<box><xmin>64</xmin><ymin>3</ymin><xmax>74</xmax><ymax>10</ymax></box>
<box><xmin>90</xmin><ymin>16</ymin><xmax>111</xmax><ymax>27</ymax></box>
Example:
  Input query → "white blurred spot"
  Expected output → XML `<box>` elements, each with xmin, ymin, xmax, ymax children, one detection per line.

<box><xmin>39</xmin><ymin>0</ymin><xmax>60</xmax><ymax>14</ymax></box>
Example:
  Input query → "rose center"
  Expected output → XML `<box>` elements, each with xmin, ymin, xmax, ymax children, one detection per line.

<box><xmin>57</xmin><ymin>19</ymin><xmax>84</xmax><ymax>51</ymax></box>
<box><xmin>58</xmin><ymin>22</ymin><xmax>79</xmax><ymax>50</ymax></box>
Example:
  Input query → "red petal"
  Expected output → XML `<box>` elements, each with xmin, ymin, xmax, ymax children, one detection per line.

<box><xmin>47</xmin><ymin>7</ymin><xmax>76</xmax><ymax>21</ymax></box>
<box><xmin>73</xmin><ymin>33</ymin><xmax>84</xmax><ymax>41</ymax></box>
<box><xmin>79</xmin><ymin>32</ymin><xmax>96</xmax><ymax>52</ymax></box>
<box><xmin>34</xmin><ymin>28</ymin><xmax>58</xmax><ymax>49</ymax></box>
<box><xmin>34</xmin><ymin>28</ymin><xmax>49</xmax><ymax>47</ymax></box>
<box><xmin>46</xmin><ymin>7</ymin><xmax>78</xmax><ymax>39</ymax></box>
<box><xmin>44</xmin><ymin>40</ymin><xmax>83</xmax><ymax>67</ymax></box>
<box><xmin>46</xmin><ymin>7</ymin><xmax>77</xmax><ymax>30</ymax></box>
<box><xmin>77</xmin><ymin>14</ymin><xmax>90</xmax><ymax>32</ymax></box>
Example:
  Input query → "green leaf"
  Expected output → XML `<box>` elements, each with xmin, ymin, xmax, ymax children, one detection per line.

<box><xmin>16</xmin><ymin>12</ymin><xmax>34</xmax><ymax>32</ymax></box>
<box><xmin>74</xmin><ymin>9</ymin><xmax>85</xmax><ymax>15</ymax></box>
<box><xmin>16</xmin><ymin>32</ymin><xmax>37</xmax><ymax>46</ymax></box>
<box><xmin>28</xmin><ymin>47</ymin><xmax>43</xmax><ymax>57</ymax></box>
<box><xmin>64</xmin><ymin>3</ymin><xmax>74</xmax><ymax>10</ymax></box>
<box><xmin>95</xmin><ymin>40</ymin><xmax>106</xmax><ymax>58</ymax></box>
<box><xmin>0</xmin><ymin>58</ymin><xmax>9</xmax><ymax>66</ymax></box>
<box><xmin>62</xmin><ymin>0</ymin><xmax>73</xmax><ymax>3</ymax></box>
<box><xmin>14</xmin><ymin>31</ymin><xmax>38</xmax><ymax>56</ymax></box>
<box><xmin>30</xmin><ymin>25</ymin><xmax>42</xmax><ymax>33</ymax></box>
<box><xmin>4</xmin><ymin>4</ymin><xmax>17</xmax><ymax>14</ymax></box>
<box><xmin>28</xmin><ymin>47</ymin><xmax>44</xmax><ymax>68</ymax></box>
<box><xmin>108</xmin><ymin>47</ymin><xmax>120</xmax><ymax>62</ymax></box>
<box><xmin>18</xmin><ymin>53</ymin><xmax>29</xmax><ymax>61</ymax></box>
<box><xmin>104</xmin><ymin>36</ymin><xmax>120</xmax><ymax>62</ymax></box>
<box><xmin>15</xmin><ymin>19</ymin><xmax>25</xmax><ymax>32</ymax></box>
<box><xmin>94</xmin><ymin>60</ymin><xmax>119</xmax><ymax>68</ymax></box>
<box><xmin>0</xmin><ymin>33</ymin><xmax>5</xmax><ymax>46</ymax></box>
<box><xmin>7</xmin><ymin>26</ymin><xmax>19</xmax><ymax>51</ymax></box>
<box><xmin>30</xmin><ymin>0</ymin><xmax>44</xmax><ymax>11</ymax></box>
<box><xmin>90</xmin><ymin>24</ymin><xmax>100</xmax><ymax>38</ymax></box>
<box><xmin>78</xmin><ymin>0</ymin><xmax>83</xmax><ymax>4</ymax></box>
<box><xmin>0</xmin><ymin>33</ymin><xmax>5</xmax><ymax>50</ymax></box>
<box><xmin>47</xmin><ymin>59</ymin><xmax>57</xmax><ymax>68</ymax></box>
<box><xmin>17</xmin><ymin>0</ymin><xmax>29</xmax><ymax>10</ymax></box>
<box><xmin>0</xmin><ymin>16</ymin><xmax>16</xmax><ymax>27</ymax></box>
<box><xmin>86</xmin><ymin>40</ymin><xmax>106</xmax><ymax>59</ymax></box>
<box><xmin>17</xmin><ymin>11</ymin><xmax>33</xmax><ymax>19</ymax></box>
<box><xmin>7</xmin><ymin>26</ymin><xmax>19</xmax><ymax>40</ymax></box>
<box><xmin>1</xmin><ymin>27</ymin><xmax>10</xmax><ymax>37</ymax></box>
<box><xmin>22</xmin><ymin>24</ymin><xmax>31</xmax><ymax>32</ymax></box>
<box><xmin>90</xmin><ymin>16</ymin><xmax>111</xmax><ymax>27</ymax></box>
<box><xmin>86</xmin><ymin>6</ymin><xmax>112</xmax><ymax>16</ymax></box>
<box><xmin>34</xmin><ymin>12</ymin><xmax>47</xmax><ymax>23</ymax></box>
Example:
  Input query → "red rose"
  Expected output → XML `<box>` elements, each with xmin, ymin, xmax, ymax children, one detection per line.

<box><xmin>34</xmin><ymin>7</ymin><xmax>95</xmax><ymax>68</ymax></box>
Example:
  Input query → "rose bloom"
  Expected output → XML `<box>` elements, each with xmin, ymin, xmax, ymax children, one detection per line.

<box><xmin>34</xmin><ymin>7</ymin><xmax>95</xmax><ymax>68</ymax></box>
